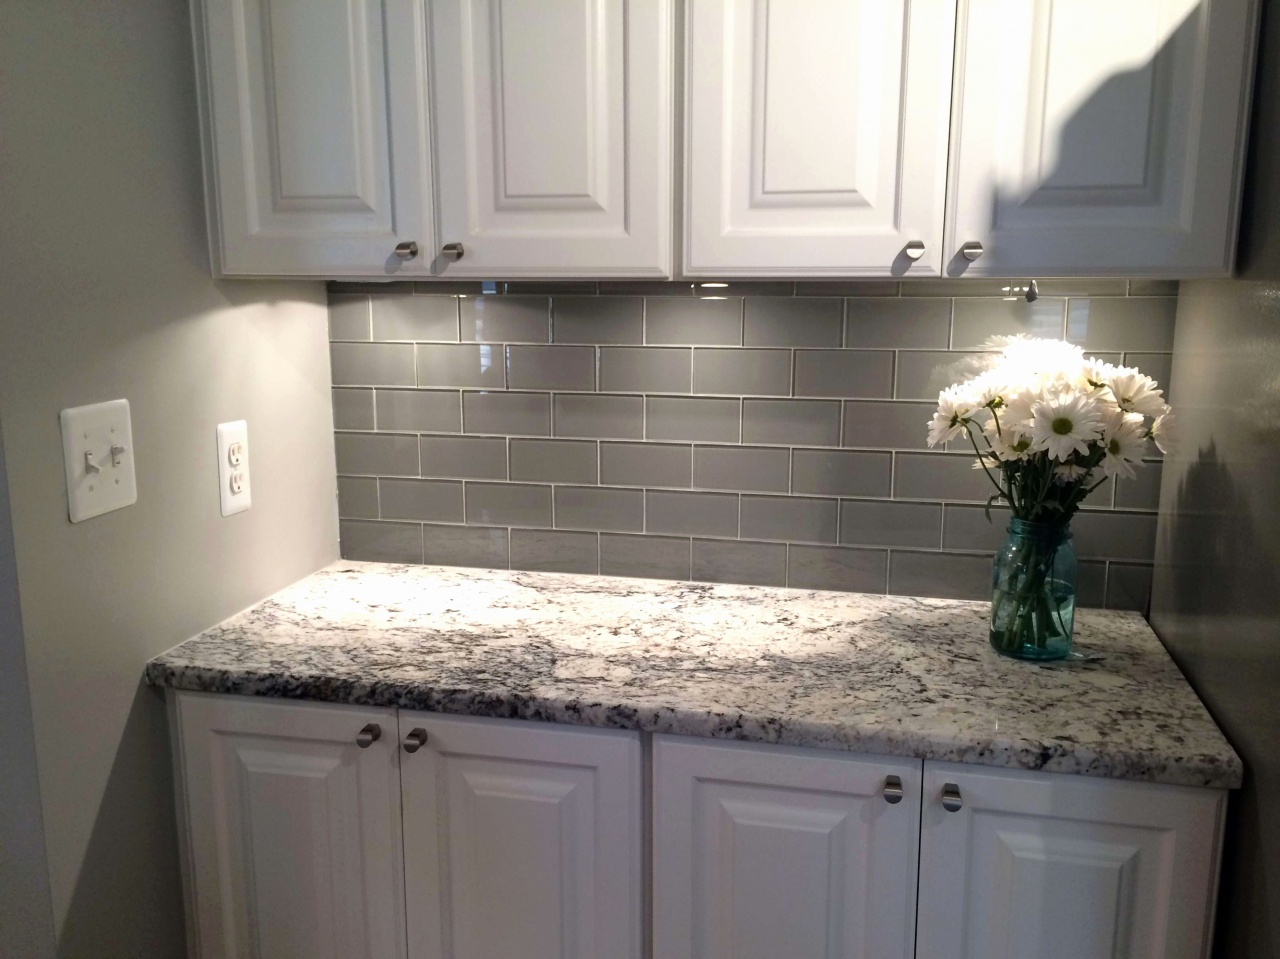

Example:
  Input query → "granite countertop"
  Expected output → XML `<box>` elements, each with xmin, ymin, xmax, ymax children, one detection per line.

<box><xmin>145</xmin><ymin>561</ymin><xmax>1242</xmax><ymax>789</ymax></box>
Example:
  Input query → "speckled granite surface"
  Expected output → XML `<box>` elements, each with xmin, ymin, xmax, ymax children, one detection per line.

<box><xmin>145</xmin><ymin>561</ymin><xmax>1241</xmax><ymax>788</ymax></box>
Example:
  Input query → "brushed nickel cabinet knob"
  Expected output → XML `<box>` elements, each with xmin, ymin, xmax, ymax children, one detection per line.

<box><xmin>356</xmin><ymin>723</ymin><xmax>382</xmax><ymax>748</ymax></box>
<box><xmin>960</xmin><ymin>241</ymin><xmax>984</xmax><ymax>261</ymax></box>
<box><xmin>941</xmin><ymin>783</ymin><xmax>963</xmax><ymax>812</ymax></box>
<box><xmin>394</xmin><ymin>241</ymin><xmax>419</xmax><ymax>261</ymax></box>
<box><xmin>904</xmin><ymin>241</ymin><xmax>926</xmax><ymax>261</ymax></box>
<box><xmin>883</xmin><ymin>775</ymin><xmax>905</xmax><ymax>804</ymax></box>
<box><xmin>402</xmin><ymin>728</ymin><xmax>429</xmax><ymax>754</ymax></box>
<box><xmin>441</xmin><ymin>243</ymin><xmax>465</xmax><ymax>262</ymax></box>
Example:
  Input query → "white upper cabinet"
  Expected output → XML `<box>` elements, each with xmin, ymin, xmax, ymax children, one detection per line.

<box><xmin>653</xmin><ymin>736</ymin><xmax>923</xmax><ymax>959</ymax></box>
<box><xmin>425</xmin><ymin>0</ymin><xmax>673</xmax><ymax>277</ymax></box>
<box><xmin>684</xmin><ymin>0</ymin><xmax>958</xmax><ymax>277</ymax></box>
<box><xmin>915</xmin><ymin>762</ymin><xmax>1226</xmax><ymax>959</ymax></box>
<box><xmin>173</xmin><ymin>693</ymin><xmax>406</xmax><ymax>959</ymax></box>
<box><xmin>946</xmin><ymin>0</ymin><xmax>1258</xmax><ymax>277</ymax></box>
<box><xmin>398</xmin><ymin>711</ymin><xmax>643</xmax><ymax>959</ymax></box>
<box><xmin>195</xmin><ymin>0</ymin><xmax>435</xmax><ymax>276</ymax></box>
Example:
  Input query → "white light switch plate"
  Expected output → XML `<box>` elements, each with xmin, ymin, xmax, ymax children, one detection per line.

<box><xmin>59</xmin><ymin>399</ymin><xmax>137</xmax><ymax>523</ymax></box>
<box><xmin>216</xmin><ymin>420</ymin><xmax>251</xmax><ymax>516</ymax></box>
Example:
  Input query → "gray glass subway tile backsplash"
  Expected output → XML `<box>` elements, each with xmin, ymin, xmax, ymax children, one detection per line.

<box><xmin>328</xmin><ymin>281</ymin><xmax>1173</xmax><ymax>610</ymax></box>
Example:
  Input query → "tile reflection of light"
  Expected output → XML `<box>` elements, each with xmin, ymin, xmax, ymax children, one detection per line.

<box><xmin>480</xmin><ymin>344</ymin><xmax>494</xmax><ymax>375</ymax></box>
<box><xmin>700</xmin><ymin>282</ymin><xmax>729</xmax><ymax>288</ymax></box>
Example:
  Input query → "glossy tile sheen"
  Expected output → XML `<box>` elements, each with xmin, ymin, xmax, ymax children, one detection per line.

<box><xmin>375</xmin><ymin>390</ymin><xmax>460</xmax><ymax>433</ymax></box>
<box><xmin>646</xmin><ymin>396</ymin><xmax>739</xmax><ymax>443</ymax></box>
<box><xmin>338</xmin><ymin>521</ymin><xmax>422</xmax><ymax>563</ymax></box>
<box><xmin>693</xmin><ymin>539</ymin><xmax>787</xmax><ymax>587</ymax></box>
<box><xmin>460</xmin><ymin>296</ymin><xmax>549</xmax><ymax>343</ymax></box>
<box><xmin>506</xmin><ymin>345</ymin><xmax>595</xmax><ymax>391</ymax></box>
<box><xmin>378</xmin><ymin>478</ymin><xmax>464</xmax><ymax>523</ymax></box>
<box><xmin>842</xmin><ymin>401</ymin><xmax>934</xmax><ymax>450</ymax></box>
<box><xmin>373</xmin><ymin>295</ymin><xmax>459</xmax><ymax>342</ymax></box>
<box><xmin>599</xmin><ymin>533</ymin><xmax>690</xmax><ymax>580</ymax></box>
<box><xmin>422</xmin><ymin>524</ymin><xmax>509</xmax><ymax>569</ymax></box>
<box><xmin>787</xmin><ymin>545</ymin><xmax>887</xmax><ymax>593</ymax></box>
<box><xmin>951</xmin><ymin>297</ymin><xmax>1067</xmax><ymax>350</ymax></box>
<box><xmin>552</xmin><ymin>296</ymin><xmax>643</xmax><ymax>344</ymax></box>
<box><xmin>417</xmin><ymin>344</ymin><xmax>505</xmax><ymax>389</ymax></box>
<box><xmin>840</xmin><ymin>500</ymin><xmax>941</xmax><ymax>548</ymax></box>
<box><xmin>509</xmin><ymin>438</ymin><xmax>598</xmax><ymax>484</ymax></box>
<box><xmin>337</xmin><ymin>476</ymin><xmax>378</xmax><ymax>519</ymax></box>
<box><xmin>146</xmin><ymin>562</ymin><xmax>1239</xmax><ymax>787</ymax></box>
<box><xmin>645</xmin><ymin>490</ymin><xmax>739</xmax><ymax>537</ymax></box>
<box><xmin>791</xmin><ymin>450</ymin><xmax>892</xmax><ymax>498</ymax></box>
<box><xmin>693</xmin><ymin>445</ymin><xmax>789</xmax><ymax>493</ymax></box>
<box><xmin>464</xmin><ymin>482</ymin><xmax>553</xmax><ymax>528</ymax></box>
<box><xmin>333</xmin><ymin>388</ymin><xmax>376</xmax><ymax>430</ymax></box>
<box><xmin>420</xmin><ymin>435</ymin><xmax>507</xmax><ymax>480</ymax></box>
<box><xmin>510</xmin><ymin>529</ymin><xmax>598</xmax><ymax>575</ymax></box>
<box><xmin>739</xmin><ymin>495</ymin><xmax>838</xmax><ymax>544</ymax></box>
<box><xmin>693</xmin><ymin>349</ymin><xmax>791</xmax><ymax>396</ymax></box>
<box><xmin>331</xmin><ymin>342</ymin><xmax>416</xmax><ymax>387</ymax></box>
<box><xmin>894</xmin><ymin>452</ymin><xmax>993</xmax><ymax>502</ymax></box>
<box><xmin>844</xmin><ymin>298</ymin><xmax>951</xmax><ymax>349</ymax></box>
<box><xmin>645</xmin><ymin>297</ymin><xmax>742</xmax><ymax>345</ymax></box>
<box><xmin>895</xmin><ymin>351</ymin><xmax>991</xmax><ymax>400</ymax></box>
<box><xmin>742</xmin><ymin>399</ymin><xmax>841</xmax><ymax>447</ymax></box>
<box><xmin>889</xmin><ymin>550</ymin><xmax>992</xmax><ymax>601</ymax></box>
<box><xmin>600</xmin><ymin>442</ymin><xmax>691</xmax><ymax>488</ymax></box>
<box><xmin>794</xmin><ymin>350</ymin><xmax>894</xmax><ymax>399</ymax></box>
<box><xmin>462</xmin><ymin>392</ymin><xmax>551</xmax><ymax>436</ymax></box>
<box><xmin>554</xmin><ymin>486</ymin><xmax>644</xmax><ymax>533</ymax></box>
<box><xmin>599</xmin><ymin>347</ymin><xmax>691</xmax><ymax>393</ymax></box>
<box><xmin>329</xmin><ymin>295</ymin><xmax>371</xmax><ymax>340</ymax></box>
<box><xmin>335</xmin><ymin>432</ymin><xmax>419</xmax><ymax>476</ymax></box>
<box><xmin>553</xmin><ymin>394</ymin><xmax>644</xmax><ymax>439</ymax></box>
<box><xmin>1067</xmin><ymin>297</ymin><xmax>1177</xmax><ymax>352</ymax></box>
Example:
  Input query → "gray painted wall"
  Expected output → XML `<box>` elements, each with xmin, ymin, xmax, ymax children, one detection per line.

<box><xmin>329</xmin><ymin>279</ymin><xmax>1176</xmax><ymax>608</ymax></box>
<box><xmin>0</xmin><ymin>425</ymin><xmax>57</xmax><ymax>958</ymax></box>
<box><xmin>1150</xmin><ymin>3</ymin><xmax>1280</xmax><ymax>956</ymax></box>
<box><xmin>0</xmin><ymin>2</ymin><xmax>337</xmax><ymax>956</ymax></box>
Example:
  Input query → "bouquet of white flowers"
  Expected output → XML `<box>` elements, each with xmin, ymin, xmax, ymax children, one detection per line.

<box><xmin>926</xmin><ymin>336</ymin><xmax>1173</xmax><ymax>660</ymax></box>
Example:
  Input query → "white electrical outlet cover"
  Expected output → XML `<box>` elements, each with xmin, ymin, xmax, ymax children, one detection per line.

<box><xmin>216</xmin><ymin>420</ymin><xmax>251</xmax><ymax>516</ymax></box>
<box><xmin>59</xmin><ymin>399</ymin><xmax>138</xmax><ymax>523</ymax></box>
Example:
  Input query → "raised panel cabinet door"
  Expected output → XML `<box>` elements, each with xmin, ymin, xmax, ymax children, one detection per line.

<box><xmin>915</xmin><ymin>761</ymin><xmax>1227</xmax><ymax>959</ymax></box>
<box><xmin>426</xmin><ymin>0</ymin><xmax>673</xmax><ymax>277</ymax></box>
<box><xmin>946</xmin><ymin>0</ymin><xmax>1259</xmax><ymax>276</ymax></box>
<box><xmin>683</xmin><ymin>0</ymin><xmax>957</xmax><ymax>277</ymax></box>
<box><xmin>652</xmin><ymin>736</ymin><xmax>923</xmax><ymax>959</ymax></box>
<box><xmin>195</xmin><ymin>0</ymin><xmax>435</xmax><ymax>275</ymax></box>
<box><xmin>398</xmin><ymin>712</ymin><xmax>642</xmax><ymax>959</ymax></box>
<box><xmin>171</xmin><ymin>692</ymin><xmax>405</xmax><ymax>959</ymax></box>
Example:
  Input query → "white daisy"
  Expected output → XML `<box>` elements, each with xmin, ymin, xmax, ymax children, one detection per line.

<box><xmin>1081</xmin><ymin>356</ymin><xmax>1117</xmax><ymax>391</ymax></box>
<box><xmin>927</xmin><ymin>384</ymin><xmax>977</xmax><ymax>447</ymax></box>
<box><xmin>1030</xmin><ymin>391</ymin><xmax>1105</xmax><ymax>461</ymax></box>
<box><xmin>1107</xmin><ymin>367</ymin><xmax>1166</xmax><ymax>416</ymax></box>
<box><xmin>984</xmin><ymin>417</ymin><xmax>1033</xmax><ymax>461</ymax></box>
<box><xmin>1053</xmin><ymin>462</ymin><xmax>1089</xmax><ymax>484</ymax></box>
<box><xmin>1099</xmin><ymin>410</ymin><xmax>1148</xmax><ymax>479</ymax></box>
<box><xmin>1148</xmin><ymin>408</ymin><xmax>1175</xmax><ymax>455</ymax></box>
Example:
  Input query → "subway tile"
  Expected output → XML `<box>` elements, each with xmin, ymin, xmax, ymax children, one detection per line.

<box><xmin>739</xmin><ymin>495</ymin><xmax>838</xmax><ymax>544</ymax></box>
<box><xmin>645</xmin><ymin>297</ymin><xmax>742</xmax><ymax>345</ymax></box>
<box><xmin>840</xmin><ymin>500</ymin><xmax>941</xmax><ymax>548</ymax></box>
<box><xmin>340</xmin><ymin>519</ymin><xmax>423</xmax><ymax>564</ymax></box>
<box><xmin>894</xmin><ymin>452</ymin><xmax>993</xmax><ymax>502</ymax></box>
<box><xmin>554</xmin><ymin>486</ymin><xmax>644</xmax><ymax>532</ymax></box>
<box><xmin>743</xmin><ymin>399</ymin><xmax>841</xmax><ymax>447</ymax></box>
<box><xmin>599</xmin><ymin>442</ymin><xmax>691</xmax><ymax>488</ymax></box>
<box><xmin>1066</xmin><ymin>297</ymin><xmax>1177</xmax><ymax>352</ymax></box>
<box><xmin>1106</xmin><ymin>563</ymin><xmax>1154</xmax><ymax>612</ymax></box>
<box><xmin>329</xmin><ymin>294</ymin><xmax>371</xmax><ymax>340</ymax></box>
<box><xmin>552</xmin><ymin>296</ymin><xmax>643</xmax><ymax>344</ymax></box>
<box><xmin>951</xmin><ymin>297</ymin><xmax>1067</xmax><ymax>350</ymax></box>
<box><xmin>796</xmin><ymin>280</ymin><xmax>899</xmax><ymax>296</ymax></box>
<box><xmin>899</xmin><ymin>279</ymin><xmax>1014</xmax><ymax>297</ymax></box>
<box><xmin>332</xmin><ymin>388</ymin><xmax>375</xmax><ymax>430</ymax></box>
<box><xmin>464</xmin><ymin>482</ymin><xmax>553</xmax><ymax>528</ymax></box>
<box><xmin>422</xmin><ymin>523</ymin><xmax>509</xmax><ymax>569</ymax></box>
<box><xmin>409</xmin><ymin>281</ymin><xmax>489</xmax><ymax>295</ymax></box>
<box><xmin>334</xmin><ymin>432</ymin><xmax>419</xmax><ymax>476</ymax></box>
<box><xmin>841</xmin><ymin>401</ymin><xmax>934</xmax><ymax>450</ymax></box>
<box><xmin>598</xmin><ymin>281</ymin><xmax>694</xmax><ymax>296</ymax></box>
<box><xmin>787</xmin><ymin>545</ymin><xmax>888</xmax><ymax>594</ymax></box>
<box><xmin>510</xmin><ymin>528</ymin><xmax>599</xmax><ymax>575</ymax></box>
<box><xmin>420</xmin><ymin>434</ymin><xmax>508</xmax><ymax>480</ymax></box>
<box><xmin>330</xmin><ymin>281</ymin><xmax>415</xmax><ymax>295</ymax></box>
<box><xmin>506</xmin><ymin>345</ymin><xmax>595</xmax><ymax>391</ymax></box>
<box><xmin>510</xmin><ymin>438</ymin><xmax>598</xmax><ymax>484</ymax></box>
<box><xmin>599</xmin><ymin>533</ymin><xmax>690</xmax><ymax>580</ymax></box>
<box><xmin>331</xmin><ymin>342</ymin><xmax>416</xmax><ymax>386</ymax></box>
<box><xmin>599</xmin><ymin>347</ymin><xmax>691</xmax><ymax>393</ymax></box>
<box><xmin>794</xmin><ymin>350</ymin><xmax>894</xmax><ymax>398</ymax></box>
<box><xmin>791</xmin><ymin>450</ymin><xmax>892</xmax><ymax>498</ymax></box>
<box><xmin>692</xmin><ymin>539</ymin><xmax>787</xmax><ymax>587</ymax></box>
<box><xmin>378</xmin><ymin>478</ymin><xmax>464</xmax><ymax>523</ymax></box>
<box><xmin>845</xmin><ymin>298</ymin><xmax>951</xmax><ymax>349</ymax></box>
<box><xmin>1072</xmin><ymin>510</ymin><xmax>1158</xmax><ymax>561</ymax></box>
<box><xmin>646</xmin><ymin>396</ymin><xmax>739</xmax><ymax>442</ymax></box>
<box><xmin>1114</xmin><ymin>462</ymin><xmax>1162</xmax><ymax>510</ymax></box>
<box><xmin>372</xmin><ymin>295</ymin><xmax>459</xmax><ymax>341</ymax></box>
<box><xmin>460</xmin><ymin>295</ymin><xmax>549</xmax><ymax>343</ymax></box>
<box><xmin>693</xmin><ymin>445</ymin><xmax>790</xmax><ymax>493</ymax></box>
<box><xmin>941</xmin><ymin>505</ymin><xmax>1010</xmax><ymax>552</ymax></box>
<box><xmin>337</xmin><ymin>476</ymin><xmax>378</xmax><ymax>519</ymax></box>
<box><xmin>416</xmin><ymin>344</ymin><xmax>505</xmax><ymax>389</ymax></box>
<box><xmin>889</xmin><ymin>551</ymin><xmax>992</xmax><ymax>601</ymax></box>
<box><xmin>895</xmin><ymin>351</ymin><xmax>991</xmax><ymax>400</ymax></box>
<box><xmin>553</xmin><ymin>394</ymin><xmax>644</xmax><ymax>439</ymax></box>
<box><xmin>744</xmin><ymin>297</ymin><xmax>843</xmax><ymax>347</ymax></box>
<box><xmin>1077</xmin><ymin>561</ymin><xmax>1108</xmax><ymax>609</ymax></box>
<box><xmin>1127</xmin><ymin>279</ymin><xmax>1180</xmax><ymax>296</ymax></box>
<box><xmin>462</xmin><ymin>392</ymin><xmax>551</xmax><ymax>436</ymax></box>
<box><xmin>688</xmin><ymin>281</ymin><xmax>794</xmax><ymax>297</ymax></box>
<box><xmin>646</xmin><ymin>490</ymin><xmax>739</xmax><ymax>537</ymax></box>
<box><xmin>375</xmin><ymin>389</ymin><xmax>461</xmax><ymax>433</ymax></box>
<box><xmin>1034</xmin><ymin>279</ymin><xmax>1129</xmax><ymax>296</ymax></box>
<box><xmin>1124</xmin><ymin>352</ymin><xmax>1173</xmax><ymax>401</ymax></box>
<box><xmin>693</xmin><ymin>349</ymin><xmax>791</xmax><ymax>396</ymax></box>
<box><xmin>504</xmin><ymin>281</ymin><xmax>597</xmax><ymax>295</ymax></box>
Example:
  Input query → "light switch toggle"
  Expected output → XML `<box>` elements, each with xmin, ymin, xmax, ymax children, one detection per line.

<box><xmin>110</xmin><ymin>444</ymin><xmax>127</xmax><ymax>467</ymax></box>
<box><xmin>84</xmin><ymin>451</ymin><xmax>101</xmax><ymax>475</ymax></box>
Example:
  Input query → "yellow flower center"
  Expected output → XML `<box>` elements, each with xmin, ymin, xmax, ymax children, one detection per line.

<box><xmin>1051</xmin><ymin>417</ymin><xmax>1074</xmax><ymax>436</ymax></box>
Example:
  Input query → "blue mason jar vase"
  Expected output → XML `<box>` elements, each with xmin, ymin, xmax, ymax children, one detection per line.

<box><xmin>989</xmin><ymin>519</ymin><xmax>1077</xmax><ymax>661</ymax></box>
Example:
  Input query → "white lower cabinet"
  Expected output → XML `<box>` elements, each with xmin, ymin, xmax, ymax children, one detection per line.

<box><xmin>172</xmin><ymin>693</ymin><xmax>406</xmax><ymax>959</ymax></box>
<box><xmin>652</xmin><ymin>735</ymin><xmax>923</xmax><ymax>959</ymax></box>
<box><xmin>397</xmin><ymin>711</ymin><xmax>642</xmax><ymax>959</ymax></box>
<box><xmin>172</xmin><ymin>694</ymin><xmax>1225</xmax><ymax>959</ymax></box>
<box><xmin>915</xmin><ymin>760</ymin><xmax>1226</xmax><ymax>959</ymax></box>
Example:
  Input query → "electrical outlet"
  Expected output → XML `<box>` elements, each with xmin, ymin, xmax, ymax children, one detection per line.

<box><xmin>216</xmin><ymin>421</ymin><xmax>251</xmax><ymax>516</ymax></box>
